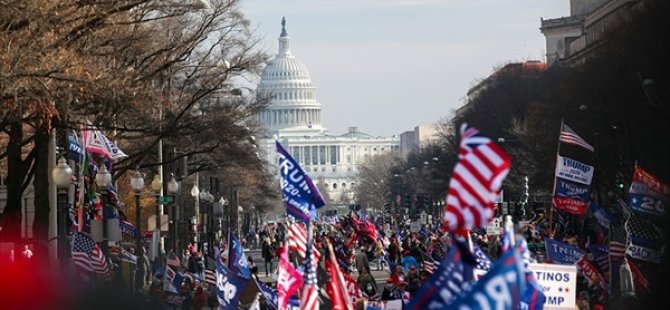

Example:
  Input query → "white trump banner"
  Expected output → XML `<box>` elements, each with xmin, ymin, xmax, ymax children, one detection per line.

<box><xmin>555</xmin><ymin>155</ymin><xmax>594</xmax><ymax>185</ymax></box>
<box><xmin>529</xmin><ymin>263</ymin><xmax>577</xmax><ymax>310</ymax></box>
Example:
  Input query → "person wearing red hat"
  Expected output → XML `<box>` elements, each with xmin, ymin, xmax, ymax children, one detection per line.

<box><xmin>381</xmin><ymin>277</ymin><xmax>401</xmax><ymax>301</ymax></box>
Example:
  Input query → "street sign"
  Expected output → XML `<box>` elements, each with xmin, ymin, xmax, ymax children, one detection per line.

<box><xmin>155</xmin><ymin>196</ymin><xmax>172</xmax><ymax>204</ymax></box>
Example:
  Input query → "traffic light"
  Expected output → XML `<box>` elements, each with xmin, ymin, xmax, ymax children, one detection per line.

<box><xmin>403</xmin><ymin>194</ymin><xmax>410</xmax><ymax>209</ymax></box>
<box><xmin>615</xmin><ymin>173</ymin><xmax>625</xmax><ymax>191</ymax></box>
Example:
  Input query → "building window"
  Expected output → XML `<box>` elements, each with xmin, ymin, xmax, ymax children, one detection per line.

<box><xmin>342</xmin><ymin>183</ymin><xmax>346</xmax><ymax>188</ymax></box>
<box><xmin>333</xmin><ymin>183</ymin><xmax>337</xmax><ymax>189</ymax></box>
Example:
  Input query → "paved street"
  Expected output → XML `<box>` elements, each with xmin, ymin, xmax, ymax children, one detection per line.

<box><xmin>246</xmin><ymin>248</ymin><xmax>391</xmax><ymax>288</ymax></box>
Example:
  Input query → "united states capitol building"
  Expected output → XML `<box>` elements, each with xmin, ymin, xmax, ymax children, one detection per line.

<box><xmin>256</xmin><ymin>18</ymin><xmax>400</xmax><ymax>204</ymax></box>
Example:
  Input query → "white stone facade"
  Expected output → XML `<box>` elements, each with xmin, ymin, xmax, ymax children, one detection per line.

<box><xmin>257</xmin><ymin>18</ymin><xmax>400</xmax><ymax>204</ymax></box>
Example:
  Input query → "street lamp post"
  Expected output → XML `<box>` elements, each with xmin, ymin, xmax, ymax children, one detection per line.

<box><xmin>95</xmin><ymin>163</ymin><xmax>113</xmax><ymax>258</ymax></box>
<box><xmin>150</xmin><ymin>174</ymin><xmax>163</xmax><ymax>260</ymax></box>
<box><xmin>199</xmin><ymin>189</ymin><xmax>210</xmax><ymax>254</ymax></box>
<box><xmin>130</xmin><ymin>170</ymin><xmax>144</xmax><ymax>292</ymax></box>
<box><xmin>191</xmin><ymin>178</ymin><xmax>200</xmax><ymax>251</ymax></box>
<box><xmin>167</xmin><ymin>174</ymin><xmax>179</xmax><ymax>253</ymax></box>
<box><xmin>52</xmin><ymin>156</ymin><xmax>73</xmax><ymax>272</ymax></box>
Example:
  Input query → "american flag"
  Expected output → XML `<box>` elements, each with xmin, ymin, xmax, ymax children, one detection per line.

<box><xmin>609</xmin><ymin>221</ymin><xmax>628</xmax><ymax>261</ymax></box>
<box><xmin>422</xmin><ymin>255</ymin><xmax>439</xmax><ymax>275</ymax></box>
<box><xmin>204</xmin><ymin>269</ymin><xmax>216</xmax><ymax>286</ymax></box>
<box><xmin>443</xmin><ymin>124</ymin><xmax>511</xmax><ymax>232</ymax></box>
<box><xmin>72</xmin><ymin>232</ymin><xmax>111</xmax><ymax>279</ymax></box>
<box><xmin>90</xmin><ymin>245</ymin><xmax>110</xmax><ymax>276</ymax></box>
<box><xmin>72</xmin><ymin>232</ymin><xmax>96</xmax><ymax>272</ymax></box>
<box><xmin>120</xmin><ymin>220</ymin><xmax>139</xmax><ymax>239</ymax></box>
<box><xmin>559</xmin><ymin>123</ymin><xmax>594</xmax><ymax>152</ymax></box>
<box><xmin>288</xmin><ymin>222</ymin><xmax>321</xmax><ymax>261</ymax></box>
<box><xmin>300</xmin><ymin>222</ymin><xmax>319</xmax><ymax>310</ymax></box>
<box><xmin>167</xmin><ymin>252</ymin><xmax>182</xmax><ymax>268</ymax></box>
<box><xmin>473</xmin><ymin>244</ymin><xmax>492</xmax><ymax>273</ymax></box>
<box><xmin>588</xmin><ymin>244</ymin><xmax>610</xmax><ymax>273</ymax></box>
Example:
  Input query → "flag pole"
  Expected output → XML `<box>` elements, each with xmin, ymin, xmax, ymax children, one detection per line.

<box><xmin>549</xmin><ymin>119</ymin><xmax>565</xmax><ymax>238</ymax></box>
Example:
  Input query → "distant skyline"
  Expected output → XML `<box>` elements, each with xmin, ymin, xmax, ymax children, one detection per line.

<box><xmin>241</xmin><ymin>0</ymin><xmax>569</xmax><ymax>137</ymax></box>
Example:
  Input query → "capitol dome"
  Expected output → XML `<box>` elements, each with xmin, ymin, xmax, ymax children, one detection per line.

<box><xmin>257</xmin><ymin>17</ymin><xmax>325</xmax><ymax>135</ymax></box>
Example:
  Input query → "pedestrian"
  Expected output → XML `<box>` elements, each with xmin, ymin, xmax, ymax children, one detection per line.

<box><xmin>20</xmin><ymin>244</ymin><xmax>33</xmax><ymax>261</ymax></box>
<box><xmin>381</xmin><ymin>278</ymin><xmax>401</xmax><ymax>301</ymax></box>
<box><xmin>355</xmin><ymin>245</ymin><xmax>370</xmax><ymax>274</ymax></box>
<box><xmin>400</xmin><ymin>250</ymin><xmax>418</xmax><ymax>274</ymax></box>
<box><xmin>262</xmin><ymin>238</ymin><xmax>274</xmax><ymax>276</ymax></box>
<box><xmin>357</xmin><ymin>267</ymin><xmax>376</xmax><ymax>294</ymax></box>
<box><xmin>406</xmin><ymin>265</ymin><xmax>421</xmax><ymax>296</ymax></box>
<box><xmin>193</xmin><ymin>285</ymin><xmax>207</xmax><ymax>310</ymax></box>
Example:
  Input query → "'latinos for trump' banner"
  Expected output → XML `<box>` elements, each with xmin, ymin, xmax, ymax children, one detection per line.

<box><xmin>276</xmin><ymin>140</ymin><xmax>326</xmax><ymax>222</ymax></box>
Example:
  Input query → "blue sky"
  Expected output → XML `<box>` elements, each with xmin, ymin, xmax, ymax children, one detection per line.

<box><xmin>241</xmin><ymin>0</ymin><xmax>569</xmax><ymax>136</ymax></box>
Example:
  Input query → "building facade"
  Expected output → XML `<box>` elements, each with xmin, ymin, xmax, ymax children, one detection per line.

<box><xmin>541</xmin><ymin>0</ymin><xmax>645</xmax><ymax>66</ymax></box>
<box><xmin>257</xmin><ymin>18</ymin><xmax>400</xmax><ymax>205</ymax></box>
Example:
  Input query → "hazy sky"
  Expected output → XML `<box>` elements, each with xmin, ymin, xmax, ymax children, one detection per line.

<box><xmin>241</xmin><ymin>0</ymin><xmax>569</xmax><ymax>137</ymax></box>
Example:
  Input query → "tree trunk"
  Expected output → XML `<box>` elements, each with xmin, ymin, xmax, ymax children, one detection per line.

<box><xmin>33</xmin><ymin>131</ymin><xmax>50</xmax><ymax>247</ymax></box>
<box><xmin>2</xmin><ymin>115</ymin><xmax>26</xmax><ymax>244</ymax></box>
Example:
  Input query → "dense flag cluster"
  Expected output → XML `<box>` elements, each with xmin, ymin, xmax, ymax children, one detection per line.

<box><xmin>288</xmin><ymin>222</ymin><xmax>322</xmax><ymax>261</ymax></box>
<box><xmin>552</xmin><ymin>122</ymin><xmax>595</xmax><ymax>216</ymax></box>
<box><xmin>443</xmin><ymin>124</ymin><xmax>511</xmax><ymax>233</ymax></box>
<box><xmin>299</xmin><ymin>222</ymin><xmax>319</xmax><ymax>310</ymax></box>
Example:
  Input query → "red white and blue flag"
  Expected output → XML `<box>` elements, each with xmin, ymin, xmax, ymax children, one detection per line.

<box><xmin>72</xmin><ymin>232</ymin><xmax>111</xmax><ymax>280</ymax></box>
<box><xmin>559</xmin><ymin>123</ymin><xmax>594</xmax><ymax>152</ymax></box>
<box><xmin>300</xmin><ymin>221</ymin><xmax>320</xmax><ymax>310</ymax></box>
<box><xmin>443</xmin><ymin>124</ymin><xmax>511</xmax><ymax>233</ymax></box>
<box><xmin>288</xmin><ymin>222</ymin><xmax>322</xmax><ymax>261</ymax></box>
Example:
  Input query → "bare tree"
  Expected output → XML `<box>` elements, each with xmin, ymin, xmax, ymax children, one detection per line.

<box><xmin>0</xmin><ymin>0</ymin><xmax>270</xmax><ymax>243</ymax></box>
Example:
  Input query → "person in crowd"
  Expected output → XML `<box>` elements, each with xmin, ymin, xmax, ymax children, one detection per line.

<box><xmin>247</xmin><ymin>255</ymin><xmax>257</xmax><ymax>276</ymax></box>
<box><xmin>357</xmin><ymin>267</ymin><xmax>376</xmax><ymax>294</ymax></box>
<box><xmin>381</xmin><ymin>278</ymin><xmax>401</xmax><ymax>301</ymax></box>
<box><xmin>386</xmin><ymin>235</ymin><xmax>401</xmax><ymax>273</ymax></box>
<box><xmin>193</xmin><ymin>285</ymin><xmax>207</xmax><ymax>310</ymax></box>
<box><xmin>187</xmin><ymin>251</ymin><xmax>199</xmax><ymax>274</ymax></box>
<box><xmin>148</xmin><ymin>273</ymin><xmax>165</xmax><ymax>309</ymax></box>
<box><xmin>179</xmin><ymin>280</ymin><xmax>194</xmax><ymax>310</ymax></box>
<box><xmin>405</xmin><ymin>265</ymin><xmax>421</xmax><ymax>296</ymax></box>
<box><xmin>355</xmin><ymin>245</ymin><xmax>370</xmax><ymax>274</ymax></box>
<box><xmin>400</xmin><ymin>250</ymin><xmax>419</xmax><ymax>274</ymax></box>
<box><xmin>21</xmin><ymin>244</ymin><xmax>33</xmax><ymax>261</ymax></box>
<box><xmin>390</xmin><ymin>265</ymin><xmax>404</xmax><ymax>287</ymax></box>
<box><xmin>262</xmin><ymin>238</ymin><xmax>274</xmax><ymax>276</ymax></box>
<box><xmin>488</xmin><ymin>235</ymin><xmax>502</xmax><ymax>260</ymax></box>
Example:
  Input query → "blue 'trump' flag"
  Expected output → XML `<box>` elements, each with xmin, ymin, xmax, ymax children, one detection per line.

<box><xmin>448</xmin><ymin>245</ymin><xmax>527</xmax><ymax>309</ymax></box>
<box><xmin>276</xmin><ymin>141</ymin><xmax>326</xmax><ymax>222</ymax></box>
<box><xmin>216</xmin><ymin>255</ymin><xmax>249</xmax><ymax>309</ymax></box>
<box><xmin>406</xmin><ymin>245</ymin><xmax>475</xmax><ymax>309</ymax></box>
<box><xmin>228</xmin><ymin>232</ymin><xmax>251</xmax><ymax>279</ymax></box>
<box><xmin>544</xmin><ymin>238</ymin><xmax>585</xmax><ymax>265</ymax></box>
